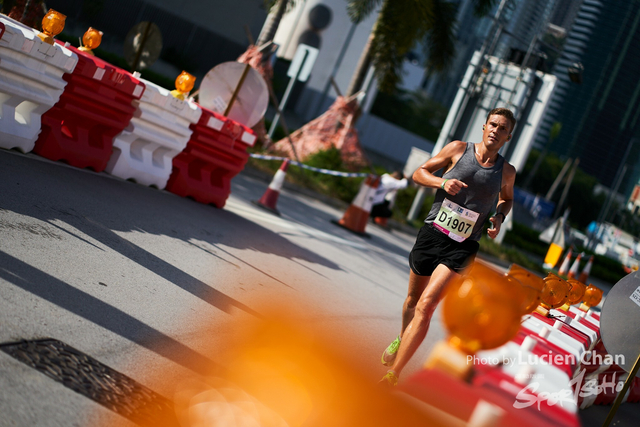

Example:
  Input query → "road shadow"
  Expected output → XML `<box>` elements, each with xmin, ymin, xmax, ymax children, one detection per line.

<box><xmin>0</xmin><ymin>151</ymin><xmax>346</xmax><ymax>319</ymax></box>
<box><xmin>0</xmin><ymin>250</ymin><xmax>218</xmax><ymax>377</ymax></box>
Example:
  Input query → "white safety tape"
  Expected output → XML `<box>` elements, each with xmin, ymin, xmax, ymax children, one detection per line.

<box><xmin>250</xmin><ymin>153</ymin><xmax>369</xmax><ymax>178</ymax></box>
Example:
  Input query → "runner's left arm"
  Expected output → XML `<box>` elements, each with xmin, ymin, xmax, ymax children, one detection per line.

<box><xmin>488</xmin><ymin>163</ymin><xmax>516</xmax><ymax>239</ymax></box>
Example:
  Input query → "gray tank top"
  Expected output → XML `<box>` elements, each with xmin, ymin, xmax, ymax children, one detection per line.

<box><xmin>425</xmin><ymin>142</ymin><xmax>504</xmax><ymax>241</ymax></box>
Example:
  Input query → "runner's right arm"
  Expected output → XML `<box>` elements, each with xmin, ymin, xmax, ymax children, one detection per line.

<box><xmin>413</xmin><ymin>141</ymin><xmax>468</xmax><ymax>196</ymax></box>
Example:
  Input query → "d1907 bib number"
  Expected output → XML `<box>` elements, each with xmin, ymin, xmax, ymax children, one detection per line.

<box><xmin>437</xmin><ymin>211</ymin><xmax>473</xmax><ymax>234</ymax></box>
<box><xmin>433</xmin><ymin>199</ymin><xmax>479</xmax><ymax>242</ymax></box>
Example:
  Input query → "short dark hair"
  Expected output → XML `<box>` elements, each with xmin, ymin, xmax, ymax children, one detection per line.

<box><xmin>486</xmin><ymin>108</ymin><xmax>516</xmax><ymax>131</ymax></box>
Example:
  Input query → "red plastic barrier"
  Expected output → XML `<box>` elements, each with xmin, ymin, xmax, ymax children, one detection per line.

<box><xmin>511</xmin><ymin>331</ymin><xmax>577</xmax><ymax>378</ymax></box>
<box><xmin>472</xmin><ymin>364</ymin><xmax>580</xmax><ymax>426</ymax></box>
<box><xmin>628</xmin><ymin>377</ymin><xmax>640</xmax><ymax>403</ymax></box>
<box><xmin>531</xmin><ymin>312</ymin><xmax>592</xmax><ymax>350</ymax></box>
<box><xmin>555</xmin><ymin>308</ymin><xmax>601</xmax><ymax>339</ymax></box>
<box><xmin>592</xmin><ymin>372</ymin><xmax>629</xmax><ymax>405</ymax></box>
<box><xmin>33</xmin><ymin>44</ymin><xmax>144</xmax><ymax>171</ymax></box>
<box><xmin>400</xmin><ymin>368</ymin><xmax>580</xmax><ymax>427</ymax></box>
<box><xmin>165</xmin><ymin>107</ymin><xmax>256</xmax><ymax>208</ymax></box>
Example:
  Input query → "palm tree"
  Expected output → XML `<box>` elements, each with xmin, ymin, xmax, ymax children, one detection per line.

<box><xmin>345</xmin><ymin>0</ymin><xmax>497</xmax><ymax>96</ymax></box>
<box><xmin>257</xmin><ymin>0</ymin><xmax>295</xmax><ymax>47</ymax></box>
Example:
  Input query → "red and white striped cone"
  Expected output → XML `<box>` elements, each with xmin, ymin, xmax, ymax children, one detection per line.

<box><xmin>253</xmin><ymin>159</ymin><xmax>290</xmax><ymax>215</ymax></box>
<box><xmin>579</xmin><ymin>255</ymin><xmax>594</xmax><ymax>283</ymax></box>
<box><xmin>558</xmin><ymin>249</ymin><xmax>573</xmax><ymax>276</ymax></box>
<box><xmin>332</xmin><ymin>175</ymin><xmax>380</xmax><ymax>236</ymax></box>
<box><xmin>568</xmin><ymin>252</ymin><xmax>583</xmax><ymax>280</ymax></box>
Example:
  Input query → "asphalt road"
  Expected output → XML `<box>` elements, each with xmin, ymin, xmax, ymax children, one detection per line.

<box><xmin>1</xmin><ymin>149</ymin><xmax>637</xmax><ymax>426</ymax></box>
<box><xmin>0</xmin><ymin>149</ymin><xmax>440</xmax><ymax>426</ymax></box>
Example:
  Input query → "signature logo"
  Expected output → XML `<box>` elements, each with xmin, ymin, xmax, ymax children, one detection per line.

<box><xmin>513</xmin><ymin>369</ymin><xmax>625</xmax><ymax>410</ymax></box>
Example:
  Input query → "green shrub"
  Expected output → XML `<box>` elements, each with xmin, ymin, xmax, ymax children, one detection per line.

<box><xmin>504</xmin><ymin>222</ymin><xmax>548</xmax><ymax>257</ymax></box>
<box><xmin>300</xmin><ymin>148</ymin><xmax>364</xmax><ymax>203</ymax></box>
<box><xmin>589</xmin><ymin>254</ymin><xmax>627</xmax><ymax>284</ymax></box>
<box><xmin>391</xmin><ymin>186</ymin><xmax>434</xmax><ymax>227</ymax></box>
<box><xmin>479</xmin><ymin>235</ymin><xmax>544</xmax><ymax>273</ymax></box>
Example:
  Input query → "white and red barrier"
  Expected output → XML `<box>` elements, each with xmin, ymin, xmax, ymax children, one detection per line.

<box><xmin>165</xmin><ymin>107</ymin><xmax>256</xmax><ymax>208</ymax></box>
<box><xmin>0</xmin><ymin>17</ymin><xmax>261</xmax><ymax>210</ymax></box>
<box><xmin>0</xmin><ymin>15</ymin><xmax>77</xmax><ymax>152</ymax></box>
<box><xmin>33</xmin><ymin>43</ymin><xmax>144</xmax><ymax>172</ymax></box>
<box><xmin>106</xmin><ymin>78</ymin><xmax>201</xmax><ymax>189</ymax></box>
<box><xmin>398</xmin><ymin>284</ymin><xmax>640</xmax><ymax>426</ymax></box>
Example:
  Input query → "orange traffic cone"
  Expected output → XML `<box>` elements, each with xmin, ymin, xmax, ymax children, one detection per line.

<box><xmin>332</xmin><ymin>175</ymin><xmax>380</xmax><ymax>236</ymax></box>
<box><xmin>253</xmin><ymin>159</ymin><xmax>289</xmax><ymax>215</ymax></box>
<box><xmin>374</xmin><ymin>216</ymin><xmax>389</xmax><ymax>228</ymax></box>
<box><xmin>567</xmin><ymin>252</ymin><xmax>583</xmax><ymax>279</ymax></box>
<box><xmin>558</xmin><ymin>249</ymin><xmax>573</xmax><ymax>276</ymax></box>
<box><xmin>579</xmin><ymin>255</ymin><xmax>594</xmax><ymax>283</ymax></box>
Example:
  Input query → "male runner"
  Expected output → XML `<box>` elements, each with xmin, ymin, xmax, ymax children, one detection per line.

<box><xmin>380</xmin><ymin>107</ymin><xmax>517</xmax><ymax>385</ymax></box>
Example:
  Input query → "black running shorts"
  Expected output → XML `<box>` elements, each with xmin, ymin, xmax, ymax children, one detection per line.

<box><xmin>409</xmin><ymin>223</ymin><xmax>480</xmax><ymax>276</ymax></box>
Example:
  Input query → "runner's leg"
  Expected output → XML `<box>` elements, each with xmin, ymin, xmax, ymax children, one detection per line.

<box><xmin>391</xmin><ymin>264</ymin><xmax>460</xmax><ymax>376</ymax></box>
<box><xmin>400</xmin><ymin>270</ymin><xmax>430</xmax><ymax>337</ymax></box>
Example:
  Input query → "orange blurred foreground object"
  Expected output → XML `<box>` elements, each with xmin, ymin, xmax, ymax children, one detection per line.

<box><xmin>78</xmin><ymin>27</ymin><xmax>103</xmax><ymax>54</ymax></box>
<box><xmin>566</xmin><ymin>279</ymin><xmax>586</xmax><ymax>305</ymax></box>
<box><xmin>507</xmin><ymin>264</ymin><xmax>544</xmax><ymax>291</ymax></box>
<box><xmin>539</xmin><ymin>273</ymin><xmax>570</xmax><ymax>309</ymax></box>
<box><xmin>506</xmin><ymin>264</ymin><xmax>543</xmax><ymax>314</ymax></box>
<box><xmin>38</xmin><ymin>9</ymin><xmax>65</xmax><ymax>44</ymax></box>
<box><xmin>442</xmin><ymin>262</ymin><xmax>523</xmax><ymax>354</ymax></box>
<box><xmin>104</xmin><ymin>307</ymin><xmax>449</xmax><ymax>427</ymax></box>
<box><xmin>580</xmin><ymin>284</ymin><xmax>603</xmax><ymax>311</ymax></box>
<box><xmin>171</xmin><ymin>71</ymin><xmax>196</xmax><ymax>100</ymax></box>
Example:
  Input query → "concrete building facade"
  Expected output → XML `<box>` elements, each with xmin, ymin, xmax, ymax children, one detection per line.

<box><xmin>46</xmin><ymin>0</ymin><xmax>268</xmax><ymax>76</ymax></box>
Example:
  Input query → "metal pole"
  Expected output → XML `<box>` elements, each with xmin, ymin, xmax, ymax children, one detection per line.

<box><xmin>603</xmin><ymin>350</ymin><xmax>640</xmax><ymax>427</ymax></box>
<box><xmin>407</xmin><ymin>187</ymin><xmax>430</xmax><ymax>221</ymax></box>
<box><xmin>224</xmin><ymin>63</ymin><xmax>251</xmax><ymax>117</ymax></box>
<box><xmin>545</xmin><ymin>158</ymin><xmax>573</xmax><ymax>200</ymax></box>
<box><xmin>265</xmin><ymin>80</ymin><xmax>302</xmax><ymax>164</ymax></box>
<box><xmin>589</xmin><ymin>138</ymin><xmax>635</xmax><ymax>249</ymax></box>
<box><xmin>555</xmin><ymin>158</ymin><xmax>579</xmax><ymax>219</ymax></box>
<box><xmin>602</xmin><ymin>165</ymin><xmax>627</xmax><ymax>223</ymax></box>
<box><xmin>268</xmin><ymin>50</ymin><xmax>309</xmax><ymax>138</ymax></box>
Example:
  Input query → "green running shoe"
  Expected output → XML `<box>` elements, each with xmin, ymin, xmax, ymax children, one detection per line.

<box><xmin>381</xmin><ymin>335</ymin><xmax>401</xmax><ymax>366</ymax></box>
<box><xmin>379</xmin><ymin>370</ymin><xmax>399</xmax><ymax>387</ymax></box>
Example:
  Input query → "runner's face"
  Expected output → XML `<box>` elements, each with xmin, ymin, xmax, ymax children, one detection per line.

<box><xmin>483</xmin><ymin>115</ymin><xmax>512</xmax><ymax>148</ymax></box>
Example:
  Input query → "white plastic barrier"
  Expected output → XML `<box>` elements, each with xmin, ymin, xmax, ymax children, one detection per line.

<box><xmin>567</xmin><ymin>306</ymin><xmax>600</xmax><ymax>328</ymax></box>
<box><xmin>0</xmin><ymin>16</ymin><xmax>77</xmax><ymax>152</ymax></box>
<box><xmin>522</xmin><ymin>316</ymin><xmax>588</xmax><ymax>363</ymax></box>
<box><xmin>106</xmin><ymin>79</ymin><xmax>202</xmax><ymax>189</ymax></box>
<box><xmin>549</xmin><ymin>309</ymin><xmax>599</xmax><ymax>350</ymax></box>
<box><xmin>476</xmin><ymin>340</ymin><xmax>577</xmax><ymax>412</ymax></box>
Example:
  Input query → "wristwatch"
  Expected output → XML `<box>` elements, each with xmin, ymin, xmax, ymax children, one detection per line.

<box><xmin>495</xmin><ymin>212</ymin><xmax>506</xmax><ymax>222</ymax></box>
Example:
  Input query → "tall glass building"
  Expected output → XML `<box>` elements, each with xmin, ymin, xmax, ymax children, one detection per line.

<box><xmin>537</xmin><ymin>0</ymin><xmax>640</xmax><ymax>194</ymax></box>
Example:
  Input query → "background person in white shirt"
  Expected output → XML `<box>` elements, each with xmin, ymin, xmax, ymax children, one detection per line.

<box><xmin>370</xmin><ymin>171</ymin><xmax>408</xmax><ymax>220</ymax></box>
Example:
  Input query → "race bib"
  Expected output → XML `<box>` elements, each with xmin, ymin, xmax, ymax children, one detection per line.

<box><xmin>433</xmin><ymin>198</ymin><xmax>480</xmax><ymax>242</ymax></box>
